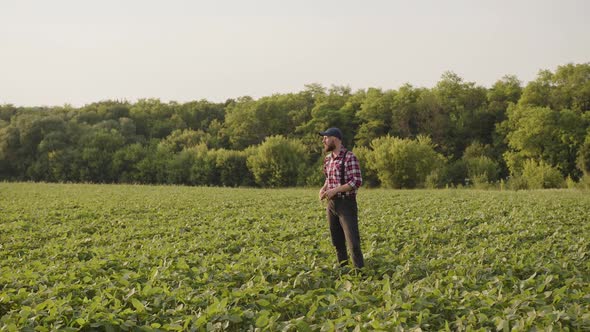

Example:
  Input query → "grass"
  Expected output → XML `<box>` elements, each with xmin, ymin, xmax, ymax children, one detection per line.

<box><xmin>1</xmin><ymin>183</ymin><xmax>589</xmax><ymax>331</ymax></box>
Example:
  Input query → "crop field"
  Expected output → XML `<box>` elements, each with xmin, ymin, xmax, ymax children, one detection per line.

<box><xmin>1</xmin><ymin>183</ymin><xmax>589</xmax><ymax>331</ymax></box>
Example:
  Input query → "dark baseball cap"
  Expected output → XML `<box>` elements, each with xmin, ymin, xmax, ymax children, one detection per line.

<box><xmin>318</xmin><ymin>127</ymin><xmax>343</xmax><ymax>140</ymax></box>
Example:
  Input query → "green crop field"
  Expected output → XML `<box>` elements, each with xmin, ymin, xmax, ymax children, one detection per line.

<box><xmin>1</xmin><ymin>183</ymin><xmax>589</xmax><ymax>331</ymax></box>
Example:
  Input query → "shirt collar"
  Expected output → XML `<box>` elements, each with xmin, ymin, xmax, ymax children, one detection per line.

<box><xmin>331</xmin><ymin>146</ymin><xmax>347</xmax><ymax>160</ymax></box>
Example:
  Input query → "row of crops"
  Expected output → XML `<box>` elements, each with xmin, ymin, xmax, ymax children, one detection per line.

<box><xmin>1</xmin><ymin>183</ymin><xmax>589</xmax><ymax>330</ymax></box>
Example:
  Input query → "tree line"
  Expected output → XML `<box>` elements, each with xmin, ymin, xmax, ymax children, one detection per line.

<box><xmin>1</xmin><ymin>62</ymin><xmax>589</xmax><ymax>189</ymax></box>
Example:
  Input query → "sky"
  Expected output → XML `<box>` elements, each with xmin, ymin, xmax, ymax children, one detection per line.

<box><xmin>1</xmin><ymin>0</ymin><xmax>589</xmax><ymax>107</ymax></box>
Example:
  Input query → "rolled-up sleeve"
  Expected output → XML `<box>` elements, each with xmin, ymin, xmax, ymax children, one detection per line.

<box><xmin>346</xmin><ymin>153</ymin><xmax>363</xmax><ymax>189</ymax></box>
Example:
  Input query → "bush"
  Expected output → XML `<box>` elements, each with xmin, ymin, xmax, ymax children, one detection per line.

<box><xmin>213</xmin><ymin>149</ymin><xmax>255</xmax><ymax>187</ymax></box>
<box><xmin>353</xmin><ymin>146</ymin><xmax>379</xmax><ymax>188</ymax></box>
<box><xmin>439</xmin><ymin>159</ymin><xmax>468</xmax><ymax>186</ymax></box>
<box><xmin>166</xmin><ymin>149</ymin><xmax>195</xmax><ymax>184</ymax></box>
<box><xmin>565</xmin><ymin>176</ymin><xmax>578</xmax><ymax>189</ymax></box>
<box><xmin>463</xmin><ymin>141</ymin><xmax>494</xmax><ymax>160</ymax></box>
<box><xmin>187</xmin><ymin>144</ymin><xmax>217</xmax><ymax>186</ymax></box>
<box><xmin>577</xmin><ymin>136</ymin><xmax>590</xmax><ymax>174</ymax></box>
<box><xmin>521</xmin><ymin>159</ymin><xmax>564</xmax><ymax>189</ymax></box>
<box><xmin>507</xmin><ymin>176</ymin><xmax>529</xmax><ymax>190</ymax></box>
<box><xmin>136</xmin><ymin>143</ymin><xmax>174</xmax><ymax>184</ymax></box>
<box><xmin>465</xmin><ymin>156</ymin><xmax>500</xmax><ymax>184</ymax></box>
<box><xmin>301</xmin><ymin>155</ymin><xmax>325</xmax><ymax>187</ymax></box>
<box><xmin>425</xmin><ymin>169</ymin><xmax>444</xmax><ymax>189</ymax></box>
<box><xmin>470</xmin><ymin>174</ymin><xmax>498</xmax><ymax>190</ymax></box>
<box><xmin>367</xmin><ymin>135</ymin><xmax>444</xmax><ymax>188</ymax></box>
<box><xmin>247</xmin><ymin>136</ymin><xmax>307</xmax><ymax>187</ymax></box>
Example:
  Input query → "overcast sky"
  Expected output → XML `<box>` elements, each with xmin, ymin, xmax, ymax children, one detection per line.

<box><xmin>1</xmin><ymin>0</ymin><xmax>589</xmax><ymax>107</ymax></box>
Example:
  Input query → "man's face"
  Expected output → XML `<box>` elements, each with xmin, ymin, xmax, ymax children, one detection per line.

<box><xmin>322</xmin><ymin>136</ymin><xmax>336</xmax><ymax>152</ymax></box>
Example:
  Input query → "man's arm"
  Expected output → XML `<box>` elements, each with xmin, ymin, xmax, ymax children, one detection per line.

<box><xmin>346</xmin><ymin>153</ymin><xmax>362</xmax><ymax>189</ymax></box>
<box><xmin>319</xmin><ymin>179</ymin><xmax>329</xmax><ymax>200</ymax></box>
<box><xmin>322</xmin><ymin>183</ymin><xmax>353</xmax><ymax>200</ymax></box>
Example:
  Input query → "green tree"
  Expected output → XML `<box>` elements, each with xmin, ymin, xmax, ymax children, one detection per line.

<box><xmin>167</xmin><ymin>149</ymin><xmax>196</xmax><ymax>184</ymax></box>
<box><xmin>129</xmin><ymin>99</ymin><xmax>186</xmax><ymax>139</ymax></box>
<box><xmin>0</xmin><ymin>126</ymin><xmax>22</xmax><ymax>179</ymax></box>
<box><xmin>186</xmin><ymin>144</ymin><xmax>217</xmax><ymax>186</ymax></box>
<box><xmin>0</xmin><ymin>104</ymin><xmax>17</xmax><ymax>123</ymax></box>
<box><xmin>551</xmin><ymin>63</ymin><xmax>590</xmax><ymax>112</ymax></box>
<box><xmin>503</xmin><ymin>105</ymin><xmax>587</xmax><ymax>178</ymax></box>
<box><xmin>488</xmin><ymin>75</ymin><xmax>523</xmax><ymax>177</ymax></box>
<box><xmin>576</xmin><ymin>127</ymin><xmax>590</xmax><ymax>175</ymax></box>
<box><xmin>519</xmin><ymin>70</ymin><xmax>554</xmax><ymax>108</ymax></box>
<box><xmin>77</xmin><ymin>128</ymin><xmax>126</xmax><ymax>182</ymax></box>
<box><xmin>30</xmin><ymin>130</ymin><xmax>70</xmax><ymax>181</ymax></box>
<box><xmin>112</xmin><ymin>143</ymin><xmax>148</xmax><ymax>183</ymax></box>
<box><xmin>136</xmin><ymin>142</ymin><xmax>175</xmax><ymax>184</ymax></box>
<box><xmin>296</xmin><ymin>85</ymin><xmax>359</xmax><ymax>149</ymax></box>
<box><xmin>465</xmin><ymin>156</ymin><xmax>499</xmax><ymax>185</ymax></box>
<box><xmin>432</xmin><ymin>72</ymin><xmax>489</xmax><ymax>158</ymax></box>
<box><xmin>391</xmin><ymin>84</ymin><xmax>422</xmax><ymax>139</ymax></box>
<box><xmin>415</xmin><ymin>90</ymin><xmax>449</xmax><ymax>154</ymax></box>
<box><xmin>488</xmin><ymin>75</ymin><xmax>523</xmax><ymax>118</ymax></box>
<box><xmin>1</xmin><ymin>113</ymin><xmax>70</xmax><ymax>180</ymax></box>
<box><xmin>223</xmin><ymin>93</ymin><xmax>309</xmax><ymax>150</ymax></box>
<box><xmin>445</xmin><ymin>142</ymin><xmax>499</xmax><ymax>186</ymax></box>
<box><xmin>520</xmin><ymin>63</ymin><xmax>590</xmax><ymax>113</ymax></box>
<box><xmin>159</xmin><ymin>129</ymin><xmax>204</xmax><ymax>153</ymax></box>
<box><xmin>118</xmin><ymin>117</ymin><xmax>140</xmax><ymax>143</ymax></box>
<box><xmin>355</xmin><ymin>88</ymin><xmax>394</xmax><ymax>147</ymax></box>
<box><xmin>177</xmin><ymin>100</ymin><xmax>225</xmax><ymax>131</ymax></box>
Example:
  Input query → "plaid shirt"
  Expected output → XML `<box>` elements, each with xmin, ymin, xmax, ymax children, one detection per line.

<box><xmin>323</xmin><ymin>147</ymin><xmax>363</xmax><ymax>198</ymax></box>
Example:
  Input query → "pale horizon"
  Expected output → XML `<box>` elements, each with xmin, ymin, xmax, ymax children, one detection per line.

<box><xmin>1</xmin><ymin>0</ymin><xmax>589</xmax><ymax>107</ymax></box>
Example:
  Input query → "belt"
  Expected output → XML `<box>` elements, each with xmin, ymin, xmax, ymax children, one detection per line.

<box><xmin>333</xmin><ymin>195</ymin><xmax>356</xmax><ymax>200</ymax></box>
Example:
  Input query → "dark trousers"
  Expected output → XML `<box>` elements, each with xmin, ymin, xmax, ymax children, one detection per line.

<box><xmin>327</xmin><ymin>198</ymin><xmax>365</xmax><ymax>268</ymax></box>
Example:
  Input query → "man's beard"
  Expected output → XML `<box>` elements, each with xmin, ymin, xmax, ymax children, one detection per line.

<box><xmin>324</xmin><ymin>141</ymin><xmax>336</xmax><ymax>153</ymax></box>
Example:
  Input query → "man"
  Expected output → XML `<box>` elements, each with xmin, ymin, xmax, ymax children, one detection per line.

<box><xmin>318</xmin><ymin>127</ymin><xmax>365</xmax><ymax>269</ymax></box>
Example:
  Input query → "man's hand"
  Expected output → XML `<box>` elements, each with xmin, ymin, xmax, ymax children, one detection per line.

<box><xmin>322</xmin><ymin>184</ymin><xmax>353</xmax><ymax>200</ymax></box>
<box><xmin>322</xmin><ymin>188</ymin><xmax>337</xmax><ymax>200</ymax></box>
<box><xmin>319</xmin><ymin>188</ymin><xmax>326</xmax><ymax>201</ymax></box>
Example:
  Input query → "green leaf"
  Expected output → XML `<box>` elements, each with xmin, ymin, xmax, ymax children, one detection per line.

<box><xmin>256</xmin><ymin>310</ymin><xmax>270</xmax><ymax>328</ymax></box>
<box><xmin>130</xmin><ymin>298</ymin><xmax>145</xmax><ymax>312</ymax></box>
<box><xmin>296</xmin><ymin>320</ymin><xmax>312</xmax><ymax>332</ymax></box>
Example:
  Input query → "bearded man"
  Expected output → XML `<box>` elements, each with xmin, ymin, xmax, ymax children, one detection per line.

<box><xmin>318</xmin><ymin>128</ymin><xmax>365</xmax><ymax>269</ymax></box>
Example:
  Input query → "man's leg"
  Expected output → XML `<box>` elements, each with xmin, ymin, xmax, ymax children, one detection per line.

<box><xmin>338</xmin><ymin>200</ymin><xmax>365</xmax><ymax>268</ymax></box>
<box><xmin>327</xmin><ymin>201</ymin><xmax>348</xmax><ymax>266</ymax></box>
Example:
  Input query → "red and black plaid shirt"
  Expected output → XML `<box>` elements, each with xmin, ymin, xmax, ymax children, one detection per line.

<box><xmin>323</xmin><ymin>147</ymin><xmax>363</xmax><ymax>198</ymax></box>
